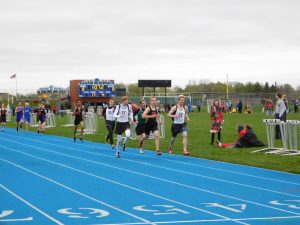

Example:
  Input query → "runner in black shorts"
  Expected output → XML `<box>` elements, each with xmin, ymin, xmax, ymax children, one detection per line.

<box><xmin>0</xmin><ymin>103</ymin><xmax>7</xmax><ymax>132</ymax></box>
<box><xmin>113</xmin><ymin>96</ymin><xmax>133</xmax><ymax>158</ymax></box>
<box><xmin>140</xmin><ymin>96</ymin><xmax>162</xmax><ymax>156</ymax></box>
<box><xmin>167</xmin><ymin>95</ymin><xmax>190</xmax><ymax>156</ymax></box>
<box><xmin>102</xmin><ymin>99</ymin><xmax>116</xmax><ymax>149</ymax></box>
<box><xmin>134</xmin><ymin>99</ymin><xmax>147</xmax><ymax>154</ymax></box>
<box><xmin>73</xmin><ymin>100</ymin><xmax>85</xmax><ymax>142</ymax></box>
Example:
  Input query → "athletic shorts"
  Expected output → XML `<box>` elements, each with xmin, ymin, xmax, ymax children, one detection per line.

<box><xmin>135</xmin><ymin>124</ymin><xmax>146</xmax><ymax>135</ymax></box>
<box><xmin>16</xmin><ymin>117</ymin><xmax>23</xmax><ymax>123</ymax></box>
<box><xmin>105</xmin><ymin>120</ymin><xmax>115</xmax><ymax>131</ymax></box>
<box><xmin>145</xmin><ymin>121</ymin><xmax>158</xmax><ymax>135</ymax></box>
<box><xmin>171</xmin><ymin>123</ymin><xmax>187</xmax><ymax>137</ymax></box>
<box><xmin>115</xmin><ymin>122</ymin><xmax>130</xmax><ymax>135</ymax></box>
<box><xmin>0</xmin><ymin>116</ymin><xmax>6</xmax><ymax>123</ymax></box>
<box><xmin>74</xmin><ymin>118</ymin><xmax>83</xmax><ymax>126</ymax></box>
<box><xmin>24</xmin><ymin>115</ymin><xmax>30</xmax><ymax>123</ymax></box>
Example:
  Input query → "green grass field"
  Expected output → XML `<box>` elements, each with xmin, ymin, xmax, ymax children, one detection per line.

<box><xmin>6</xmin><ymin>107</ymin><xmax>300</xmax><ymax>174</ymax></box>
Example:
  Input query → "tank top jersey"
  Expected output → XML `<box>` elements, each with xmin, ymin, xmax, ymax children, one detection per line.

<box><xmin>105</xmin><ymin>107</ymin><xmax>115</xmax><ymax>121</ymax></box>
<box><xmin>0</xmin><ymin>108</ymin><xmax>6</xmax><ymax>116</ymax></box>
<box><xmin>16</xmin><ymin>106</ymin><xmax>24</xmax><ymax>118</ymax></box>
<box><xmin>74</xmin><ymin>106</ymin><xmax>84</xmax><ymax>121</ymax></box>
<box><xmin>136</xmin><ymin>108</ymin><xmax>146</xmax><ymax>125</ymax></box>
<box><xmin>173</xmin><ymin>106</ymin><xmax>186</xmax><ymax>124</ymax></box>
<box><xmin>146</xmin><ymin>107</ymin><xmax>158</xmax><ymax>124</ymax></box>
<box><xmin>114</xmin><ymin>104</ymin><xmax>132</xmax><ymax>123</ymax></box>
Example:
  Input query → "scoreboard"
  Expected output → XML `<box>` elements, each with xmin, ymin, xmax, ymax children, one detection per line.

<box><xmin>78</xmin><ymin>79</ymin><xmax>115</xmax><ymax>98</ymax></box>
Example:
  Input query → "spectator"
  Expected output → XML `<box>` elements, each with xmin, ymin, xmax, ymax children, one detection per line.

<box><xmin>294</xmin><ymin>98</ymin><xmax>299</xmax><ymax>113</ymax></box>
<box><xmin>274</xmin><ymin>93</ymin><xmax>286</xmax><ymax>139</ymax></box>
<box><xmin>236</xmin><ymin>100</ymin><xmax>243</xmax><ymax>114</ymax></box>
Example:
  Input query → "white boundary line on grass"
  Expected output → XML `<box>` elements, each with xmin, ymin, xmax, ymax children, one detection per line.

<box><xmin>0</xmin><ymin>183</ymin><xmax>64</xmax><ymax>225</ymax></box>
<box><xmin>0</xmin><ymin>145</ymin><xmax>250</xmax><ymax>225</ymax></box>
<box><xmin>0</xmin><ymin>158</ymin><xmax>155</xmax><ymax>225</ymax></box>
<box><xmin>1</xmin><ymin>139</ymin><xmax>300</xmax><ymax>220</ymax></box>
<box><xmin>19</xmin><ymin>131</ymin><xmax>300</xmax><ymax>185</ymax></box>
<box><xmin>3</xmin><ymin>134</ymin><xmax>300</xmax><ymax>199</ymax></box>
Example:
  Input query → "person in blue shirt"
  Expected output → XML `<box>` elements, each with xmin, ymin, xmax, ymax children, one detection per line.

<box><xmin>24</xmin><ymin>101</ymin><xmax>32</xmax><ymax>131</ymax></box>
<box><xmin>15</xmin><ymin>101</ymin><xmax>24</xmax><ymax>132</ymax></box>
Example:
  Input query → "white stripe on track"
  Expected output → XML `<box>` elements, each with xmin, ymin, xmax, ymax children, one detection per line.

<box><xmin>0</xmin><ymin>158</ymin><xmax>155</xmax><ymax>225</ymax></box>
<box><xmin>0</xmin><ymin>183</ymin><xmax>64</xmax><ymax>225</ymax></box>
<box><xmin>0</xmin><ymin>145</ymin><xmax>249</xmax><ymax>225</ymax></box>
<box><xmin>2</xmin><ymin>140</ymin><xmax>300</xmax><ymax>219</ymax></box>
<box><xmin>3</xmin><ymin>134</ymin><xmax>300</xmax><ymax>199</ymax></box>
<box><xmin>17</xmin><ymin>132</ymin><xmax>300</xmax><ymax>186</ymax></box>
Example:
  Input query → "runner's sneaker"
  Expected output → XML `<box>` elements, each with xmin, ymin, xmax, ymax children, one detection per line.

<box><xmin>168</xmin><ymin>148</ymin><xmax>173</xmax><ymax>154</ymax></box>
<box><xmin>111</xmin><ymin>144</ymin><xmax>116</xmax><ymax>150</ymax></box>
<box><xmin>122</xmin><ymin>144</ymin><xmax>126</xmax><ymax>151</ymax></box>
<box><xmin>140</xmin><ymin>149</ymin><xmax>144</xmax><ymax>154</ymax></box>
<box><xmin>183</xmin><ymin>151</ymin><xmax>190</xmax><ymax>156</ymax></box>
<box><xmin>73</xmin><ymin>137</ymin><xmax>76</xmax><ymax>142</ymax></box>
<box><xmin>156</xmin><ymin>150</ymin><xmax>162</xmax><ymax>156</ymax></box>
<box><xmin>116</xmin><ymin>152</ymin><xmax>120</xmax><ymax>158</ymax></box>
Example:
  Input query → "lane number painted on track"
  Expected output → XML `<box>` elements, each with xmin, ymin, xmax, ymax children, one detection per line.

<box><xmin>0</xmin><ymin>210</ymin><xmax>33</xmax><ymax>222</ymax></box>
<box><xmin>133</xmin><ymin>205</ymin><xmax>189</xmax><ymax>216</ymax></box>
<box><xmin>57</xmin><ymin>208</ymin><xmax>110</xmax><ymax>219</ymax></box>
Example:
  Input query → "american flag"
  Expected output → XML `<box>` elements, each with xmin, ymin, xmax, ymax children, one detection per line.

<box><xmin>10</xmin><ymin>74</ymin><xmax>16</xmax><ymax>79</ymax></box>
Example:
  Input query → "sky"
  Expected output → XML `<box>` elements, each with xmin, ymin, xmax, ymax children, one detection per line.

<box><xmin>0</xmin><ymin>0</ymin><xmax>300</xmax><ymax>93</ymax></box>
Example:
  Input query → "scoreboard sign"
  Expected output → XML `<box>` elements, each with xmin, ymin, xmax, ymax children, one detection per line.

<box><xmin>78</xmin><ymin>79</ymin><xmax>115</xmax><ymax>98</ymax></box>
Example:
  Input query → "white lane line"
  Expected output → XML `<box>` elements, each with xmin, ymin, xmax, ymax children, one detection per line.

<box><xmin>3</xmin><ymin>134</ymin><xmax>299</xmax><ymax>199</ymax></box>
<box><xmin>0</xmin><ymin>159</ymin><xmax>155</xmax><ymax>225</ymax></box>
<box><xmin>91</xmin><ymin>215</ymin><xmax>300</xmax><ymax>224</ymax></box>
<box><xmin>0</xmin><ymin>183</ymin><xmax>64</xmax><ymax>225</ymax></box>
<box><xmin>0</xmin><ymin>146</ymin><xmax>249</xmax><ymax>225</ymax></box>
<box><xmin>15</xmin><ymin>132</ymin><xmax>300</xmax><ymax>186</ymax></box>
<box><xmin>2</xmin><ymin>142</ymin><xmax>300</xmax><ymax>221</ymax></box>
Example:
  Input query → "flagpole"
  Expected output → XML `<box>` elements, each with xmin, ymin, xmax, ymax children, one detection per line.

<box><xmin>226</xmin><ymin>73</ymin><xmax>229</xmax><ymax>101</ymax></box>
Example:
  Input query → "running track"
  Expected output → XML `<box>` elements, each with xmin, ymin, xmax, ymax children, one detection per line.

<box><xmin>1</xmin><ymin>128</ymin><xmax>300</xmax><ymax>225</ymax></box>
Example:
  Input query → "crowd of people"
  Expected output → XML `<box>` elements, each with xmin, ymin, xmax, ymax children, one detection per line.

<box><xmin>1</xmin><ymin>92</ymin><xmax>297</xmax><ymax>158</ymax></box>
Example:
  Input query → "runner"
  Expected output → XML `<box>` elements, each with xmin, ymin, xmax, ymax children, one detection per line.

<box><xmin>0</xmin><ymin>103</ymin><xmax>7</xmax><ymax>131</ymax></box>
<box><xmin>15</xmin><ymin>101</ymin><xmax>24</xmax><ymax>132</ymax></box>
<box><xmin>140</xmin><ymin>96</ymin><xmax>162</xmax><ymax>156</ymax></box>
<box><xmin>24</xmin><ymin>101</ymin><xmax>32</xmax><ymax>131</ymax></box>
<box><xmin>113</xmin><ymin>96</ymin><xmax>133</xmax><ymax>158</ymax></box>
<box><xmin>102</xmin><ymin>99</ymin><xmax>116</xmax><ymax>149</ymax></box>
<box><xmin>73</xmin><ymin>100</ymin><xmax>85</xmax><ymax>142</ymax></box>
<box><xmin>134</xmin><ymin>99</ymin><xmax>147</xmax><ymax>154</ymax></box>
<box><xmin>167</xmin><ymin>95</ymin><xmax>190</xmax><ymax>156</ymax></box>
<box><xmin>36</xmin><ymin>103</ymin><xmax>47</xmax><ymax>133</ymax></box>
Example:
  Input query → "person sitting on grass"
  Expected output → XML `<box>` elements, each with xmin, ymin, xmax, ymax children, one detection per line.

<box><xmin>218</xmin><ymin>124</ymin><xmax>264</xmax><ymax>148</ymax></box>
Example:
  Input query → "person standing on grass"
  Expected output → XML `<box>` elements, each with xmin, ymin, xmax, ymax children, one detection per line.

<box><xmin>15</xmin><ymin>101</ymin><xmax>24</xmax><ymax>132</ymax></box>
<box><xmin>274</xmin><ymin>93</ymin><xmax>286</xmax><ymax>139</ymax></box>
<box><xmin>24</xmin><ymin>101</ymin><xmax>32</xmax><ymax>131</ymax></box>
<box><xmin>113</xmin><ymin>96</ymin><xmax>133</xmax><ymax>158</ymax></box>
<box><xmin>36</xmin><ymin>103</ymin><xmax>47</xmax><ymax>133</ymax></box>
<box><xmin>210</xmin><ymin>99</ymin><xmax>223</xmax><ymax>145</ymax></box>
<box><xmin>140</xmin><ymin>96</ymin><xmax>162</xmax><ymax>156</ymax></box>
<box><xmin>0</xmin><ymin>103</ymin><xmax>7</xmax><ymax>131</ymax></box>
<box><xmin>73</xmin><ymin>100</ymin><xmax>85</xmax><ymax>142</ymax></box>
<box><xmin>167</xmin><ymin>95</ymin><xmax>190</xmax><ymax>156</ymax></box>
<box><xmin>134</xmin><ymin>99</ymin><xmax>147</xmax><ymax>154</ymax></box>
<box><xmin>102</xmin><ymin>99</ymin><xmax>116</xmax><ymax>149</ymax></box>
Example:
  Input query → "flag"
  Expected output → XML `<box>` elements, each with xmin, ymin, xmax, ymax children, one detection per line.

<box><xmin>10</xmin><ymin>74</ymin><xmax>16</xmax><ymax>79</ymax></box>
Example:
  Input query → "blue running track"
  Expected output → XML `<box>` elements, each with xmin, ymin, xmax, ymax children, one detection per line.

<box><xmin>1</xmin><ymin>128</ymin><xmax>300</xmax><ymax>225</ymax></box>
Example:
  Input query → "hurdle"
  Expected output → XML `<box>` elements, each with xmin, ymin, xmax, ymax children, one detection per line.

<box><xmin>252</xmin><ymin>119</ymin><xmax>287</xmax><ymax>153</ymax></box>
<box><xmin>83</xmin><ymin>112</ymin><xmax>98</xmax><ymax>134</ymax></box>
<box><xmin>61</xmin><ymin>111</ymin><xmax>75</xmax><ymax>127</ymax></box>
<box><xmin>281</xmin><ymin>120</ymin><xmax>300</xmax><ymax>156</ymax></box>
<box><xmin>46</xmin><ymin>112</ymin><xmax>56</xmax><ymax>128</ymax></box>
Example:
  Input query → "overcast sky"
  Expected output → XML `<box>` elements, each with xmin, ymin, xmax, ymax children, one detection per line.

<box><xmin>0</xmin><ymin>0</ymin><xmax>300</xmax><ymax>92</ymax></box>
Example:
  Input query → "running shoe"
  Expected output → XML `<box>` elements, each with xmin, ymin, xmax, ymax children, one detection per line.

<box><xmin>183</xmin><ymin>151</ymin><xmax>190</xmax><ymax>156</ymax></box>
<box><xmin>168</xmin><ymin>148</ymin><xmax>173</xmax><ymax>154</ymax></box>
<box><xmin>116</xmin><ymin>152</ymin><xmax>120</xmax><ymax>158</ymax></box>
<box><xmin>122</xmin><ymin>144</ymin><xmax>126</xmax><ymax>151</ymax></box>
<box><xmin>156</xmin><ymin>150</ymin><xmax>162</xmax><ymax>156</ymax></box>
